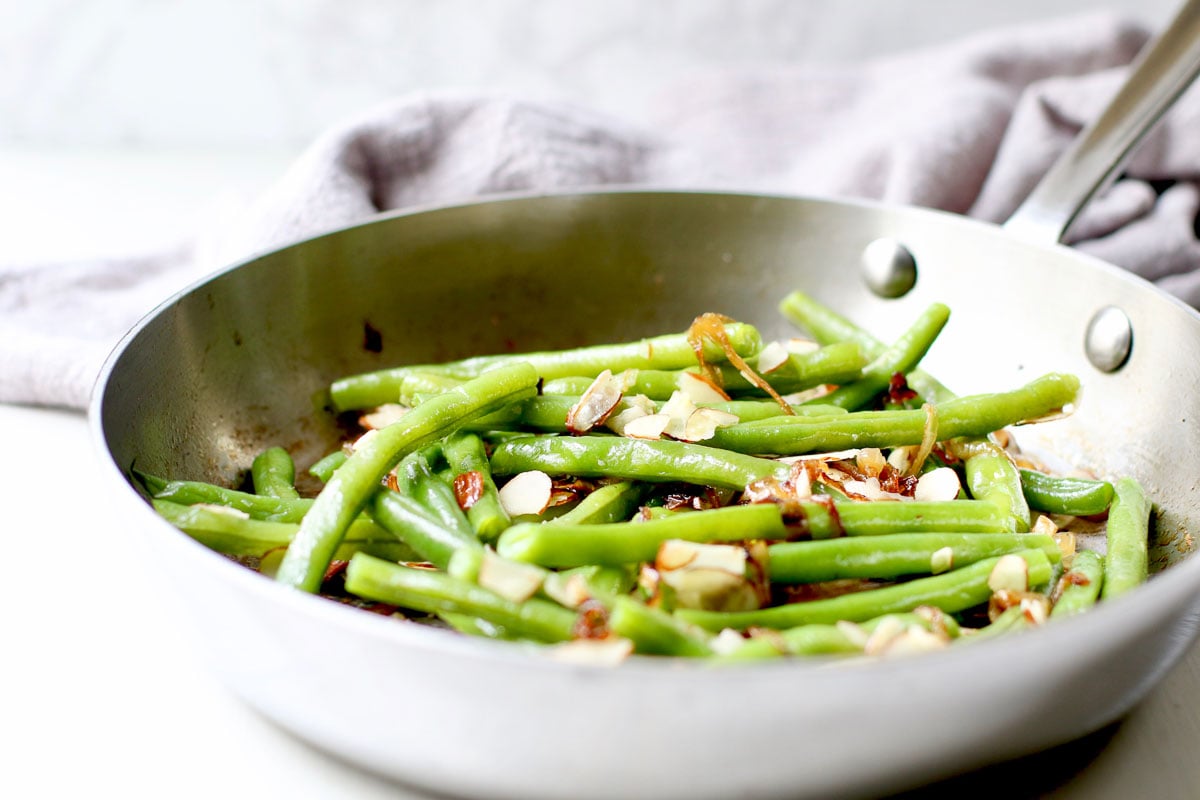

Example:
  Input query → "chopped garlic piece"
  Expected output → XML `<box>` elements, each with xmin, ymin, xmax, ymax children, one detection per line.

<box><xmin>930</xmin><ymin>546</ymin><xmax>954</xmax><ymax>574</ymax></box>
<box><xmin>914</xmin><ymin>467</ymin><xmax>961</xmax><ymax>502</ymax></box>
<box><xmin>987</xmin><ymin>554</ymin><xmax>1029</xmax><ymax>593</ymax></box>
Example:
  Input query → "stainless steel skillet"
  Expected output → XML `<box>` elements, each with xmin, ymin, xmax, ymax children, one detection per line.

<box><xmin>93</xmin><ymin>3</ymin><xmax>1200</xmax><ymax>799</ymax></box>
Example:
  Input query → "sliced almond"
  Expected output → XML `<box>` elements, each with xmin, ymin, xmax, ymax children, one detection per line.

<box><xmin>350</xmin><ymin>428</ymin><xmax>379</xmax><ymax>452</ymax></box>
<box><xmin>987</xmin><ymin>554</ymin><xmax>1030</xmax><ymax>593</ymax></box>
<box><xmin>863</xmin><ymin>616</ymin><xmax>907</xmax><ymax>656</ymax></box>
<box><xmin>622</xmin><ymin>413</ymin><xmax>671</xmax><ymax>440</ymax></box>
<box><xmin>914</xmin><ymin>467</ymin><xmax>961</xmax><ymax>502</ymax></box>
<box><xmin>606</xmin><ymin>405</ymin><xmax>649</xmax><ymax>435</ymax></box>
<box><xmin>677</xmin><ymin>370</ymin><xmax>730</xmax><ymax>403</ymax></box>
<box><xmin>477</xmin><ymin>550</ymin><xmax>545</xmax><ymax>603</ymax></box>
<box><xmin>678</xmin><ymin>407</ymin><xmax>740</xmax><ymax>442</ymax></box>
<box><xmin>548</xmin><ymin>637</ymin><xmax>633</xmax><ymax>666</ymax></box>
<box><xmin>660</xmin><ymin>391</ymin><xmax>698</xmax><ymax>439</ymax></box>
<box><xmin>664</xmin><ymin>568</ymin><xmax>758</xmax><ymax>612</ymax></box>
<box><xmin>359</xmin><ymin>403</ymin><xmax>409</xmax><ymax>430</ymax></box>
<box><xmin>755</xmin><ymin>341</ymin><xmax>790</xmax><ymax>374</ymax></box>
<box><xmin>878</xmin><ymin>626</ymin><xmax>948</xmax><ymax>657</ymax></box>
<box><xmin>1054</xmin><ymin>530</ymin><xmax>1077</xmax><ymax>562</ymax></box>
<box><xmin>1020</xmin><ymin>595</ymin><xmax>1050</xmax><ymax>625</ymax></box>
<box><xmin>657</xmin><ymin>540</ymin><xmax>747</xmax><ymax>575</ymax></box>
<box><xmin>194</xmin><ymin>503</ymin><xmax>250</xmax><ymax>519</ymax></box>
<box><xmin>565</xmin><ymin>369</ymin><xmax>624</xmax><ymax>434</ymax></box>
<box><xmin>542</xmin><ymin>572</ymin><xmax>592</xmax><ymax>609</ymax></box>
<box><xmin>497</xmin><ymin>470</ymin><xmax>554</xmax><ymax>517</ymax></box>
<box><xmin>784</xmin><ymin>338</ymin><xmax>820</xmax><ymax>355</ymax></box>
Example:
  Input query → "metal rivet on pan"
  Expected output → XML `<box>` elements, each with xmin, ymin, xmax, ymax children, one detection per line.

<box><xmin>1084</xmin><ymin>305</ymin><xmax>1133</xmax><ymax>372</ymax></box>
<box><xmin>861</xmin><ymin>238</ymin><xmax>917</xmax><ymax>298</ymax></box>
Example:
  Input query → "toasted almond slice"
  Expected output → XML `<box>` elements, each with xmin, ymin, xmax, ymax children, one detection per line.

<box><xmin>605</xmin><ymin>405</ymin><xmax>649</xmax><ymax>435</ymax></box>
<box><xmin>879</xmin><ymin>626</ymin><xmax>948</xmax><ymax>657</ymax></box>
<box><xmin>988</xmin><ymin>554</ymin><xmax>1030</xmax><ymax>593</ymax></box>
<box><xmin>843</xmin><ymin>477</ymin><xmax>906</xmax><ymax>502</ymax></box>
<box><xmin>350</xmin><ymin>428</ymin><xmax>379</xmax><ymax>452</ymax></box>
<box><xmin>677</xmin><ymin>370</ymin><xmax>730</xmax><ymax>403</ymax></box>
<box><xmin>657</xmin><ymin>540</ymin><xmax>747</xmax><ymax>575</ymax></box>
<box><xmin>660</xmin><ymin>391</ymin><xmax>698</xmax><ymax>439</ymax></box>
<box><xmin>756</xmin><ymin>341</ymin><xmax>790</xmax><ymax>374</ymax></box>
<box><xmin>1020</xmin><ymin>595</ymin><xmax>1050</xmax><ymax>625</ymax></box>
<box><xmin>914</xmin><ymin>467</ymin><xmax>961</xmax><ymax>502</ymax></box>
<box><xmin>678</xmin><ymin>407</ymin><xmax>740</xmax><ymax>442</ymax></box>
<box><xmin>864</xmin><ymin>616</ymin><xmax>907</xmax><ymax>655</ymax></box>
<box><xmin>548</xmin><ymin>638</ymin><xmax>633</xmax><ymax>666</ymax></box>
<box><xmin>784</xmin><ymin>337</ymin><xmax>820</xmax><ymax>355</ymax></box>
<box><xmin>477</xmin><ymin>550</ymin><xmax>545</xmax><ymax>603</ymax></box>
<box><xmin>542</xmin><ymin>572</ymin><xmax>593</xmax><ymax>609</ymax></box>
<box><xmin>566</xmin><ymin>369</ymin><xmax>624</xmax><ymax>434</ymax></box>
<box><xmin>194</xmin><ymin>503</ymin><xmax>250</xmax><ymax>519</ymax></box>
<box><xmin>498</xmin><ymin>470</ymin><xmax>553</xmax><ymax>517</ymax></box>
<box><xmin>930</xmin><ymin>546</ymin><xmax>954</xmax><ymax>575</ymax></box>
<box><xmin>887</xmin><ymin>446</ymin><xmax>915</xmax><ymax>473</ymax></box>
<box><xmin>359</xmin><ymin>403</ymin><xmax>409</xmax><ymax>430</ymax></box>
<box><xmin>1054</xmin><ymin>531</ymin><xmax>1077</xmax><ymax>562</ymax></box>
<box><xmin>622</xmin><ymin>413</ymin><xmax>671</xmax><ymax>440</ymax></box>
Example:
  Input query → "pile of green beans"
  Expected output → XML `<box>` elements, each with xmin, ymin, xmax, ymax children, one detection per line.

<box><xmin>141</xmin><ymin>296</ymin><xmax>1152</xmax><ymax>663</ymax></box>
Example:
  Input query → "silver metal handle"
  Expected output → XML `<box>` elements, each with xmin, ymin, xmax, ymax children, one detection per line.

<box><xmin>1003</xmin><ymin>0</ymin><xmax>1200</xmax><ymax>245</ymax></box>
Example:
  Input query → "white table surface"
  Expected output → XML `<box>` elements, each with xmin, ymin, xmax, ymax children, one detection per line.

<box><xmin>3</xmin><ymin>148</ymin><xmax>1199</xmax><ymax>799</ymax></box>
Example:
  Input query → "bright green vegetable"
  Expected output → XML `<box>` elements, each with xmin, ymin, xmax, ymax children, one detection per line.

<box><xmin>277</xmin><ymin>362</ymin><xmax>540</xmax><ymax>592</ymax></box>
<box><xmin>1101</xmin><ymin>477</ymin><xmax>1151</xmax><ymax>600</ymax></box>
<box><xmin>250</xmin><ymin>446</ymin><xmax>301</xmax><ymax>500</ymax></box>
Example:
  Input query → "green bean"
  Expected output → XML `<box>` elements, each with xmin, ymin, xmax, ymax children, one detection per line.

<box><xmin>370</xmin><ymin>488</ymin><xmax>483</xmax><ymax>571</ymax></box>
<box><xmin>138</xmin><ymin>472</ymin><xmax>314</xmax><ymax>522</ymax></box>
<box><xmin>715</xmin><ymin>612</ymin><xmax>946</xmax><ymax>661</ymax></box>
<box><xmin>959</xmin><ymin>605</ymin><xmax>1030</xmax><ymax>643</ymax></box>
<box><xmin>344</xmin><ymin>554</ymin><xmax>577</xmax><ymax>643</ymax></box>
<box><xmin>395</xmin><ymin>447</ymin><xmax>476</xmax><ymax>542</ymax></box>
<box><xmin>250</xmin><ymin>446</ymin><xmax>300</xmax><ymax>500</ymax></box>
<box><xmin>678</xmin><ymin>549</ymin><xmax>1053</xmax><ymax>631</ymax></box>
<box><xmin>398</xmin><ymin>372</ymin><xmax>466</xmax><ymax>406</ymax></box>
<box><xmin>795</xmin><ymin>499</ymin><xmax>1013</xmax><ymax>538</ymax></box>
<box><xmin>490</xmin><ymin>435</ymin><xmax>787</xmax><ymax>491</ymax></box>
<box><xmin>814</xmin><ymin>303</ymin><xmax>949</xmax><ymax>411</ymax></box>
<box><xmin>329</xmin><ymin>323</ymin><xmax>762</xmax><ymax>412</ymax></box>
<box><xmin>442</xmin><ymin>431</ymin><xmax>511</xmax><ymax>542</ymax></box>
<box><xmin>153</xmin><ymin>499</ymin><xmax>416</xmax><ymax>562</ymax></box>
<box><xmin>1101</xmin><ymin>477</ymin><xmax>1151</xmax><ymax>600</ymax></box>
<box><xmin>308</xmin><ymin>450</ymin><xmax>348</xmax><ymax>483</ymax></box>
<box><xmin>554</xmin><ymin>481</ymin><xmax>645</xmax><ymax>525</ymax></box>
<box><xmin>1051</xmin><ymin>550</ymin><xmax>1104</xmax><ymax>618</ymax></box>
<box><xmin>1020</xmin><ymin>469</ymin><xmax>1115</xmax><ymax>517</ymax></box>
<box><xmin>777</xmin><ymin>290</ymin><xmax>955</xmax><ymax>403</ymax></box>
<box><xmin>497</xmin><ymin>503</ymin><xmax>786</xmax><ymax>567</ymax></box>
<box><xmin>962</xmin><ymin>442</ymin><xmax>1031</xmax><ymax>532</ymax></box>
<box><xmin>777</xmin><ymin>293</ymin><xmax>1031</xmax><ymax>529</ymax></box>
<box><xmin>706</xmin><ymin>373</ymin><xmax>1079</xmax><ymax>455</ymax></box>
<box><xmin>768</xmin><ymin>533</ymin><xmax>1059</xmax><ymax>583</ymax></box>
<box><xmin>607</xmin><ymin>597</ymin><xmax>714</xmax><ymax>657</ymax></box>
<box><xmin>277</xmin><ymin>362</ymin><xmax>539</xmax><ymax>592</ymax></box>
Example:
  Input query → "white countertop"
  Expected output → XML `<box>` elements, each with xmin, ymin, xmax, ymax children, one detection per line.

<box><xmin>3</xmin><ymin>148</ymin><xmax>1199</xmax><ymax>799</ymax></box>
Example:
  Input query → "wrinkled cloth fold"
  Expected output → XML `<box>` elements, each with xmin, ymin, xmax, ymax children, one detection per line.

<box><xmin>4</xmin><ymin>11</ymin><xmax>1200</xmax><ymax>410</ymax></box>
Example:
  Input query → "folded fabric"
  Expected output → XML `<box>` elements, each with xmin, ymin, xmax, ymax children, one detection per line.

<box><xmin>3</xmin><ymin>11</ymin><xmax>1198</xmax><ymax>410</ymax></box>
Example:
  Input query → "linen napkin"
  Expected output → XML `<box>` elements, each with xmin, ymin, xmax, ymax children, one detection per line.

<box><xmin>4</xmin><ymin>11</ymin><xmax>1198</xmax><ymax>410</ymax></box>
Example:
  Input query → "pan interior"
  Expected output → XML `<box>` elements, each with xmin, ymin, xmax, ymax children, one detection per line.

<box><xmin>99</xmin><ymin>191</ymin><xmax>1200</xmax><ymax>571</ymax></box>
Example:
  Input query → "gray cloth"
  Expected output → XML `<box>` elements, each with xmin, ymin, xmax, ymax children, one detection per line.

<box><xmin>4</xmin><ymin>11</ymin><xmax>1199</xmax><ymax>409</ymax></box>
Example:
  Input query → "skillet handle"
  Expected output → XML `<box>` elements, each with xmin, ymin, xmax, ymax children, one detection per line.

<box><xmin>1003</xmin><ymin>0</ymin><xmax>1200</xmax><ymax>245</ymax></box>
